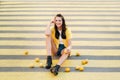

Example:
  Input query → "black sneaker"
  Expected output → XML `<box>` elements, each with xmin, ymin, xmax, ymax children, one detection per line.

<box><xmin>45</xmin><ymin>56</ymin><xmax>52</xmax><ymax>69</ymax></box>
<box><xmin>50</xmin><ymin>65</ymin><xmax>60</xmax><ymax>76</ymax></box>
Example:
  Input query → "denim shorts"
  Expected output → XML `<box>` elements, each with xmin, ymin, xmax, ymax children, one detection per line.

<box><xmin>56</xmin><ymin>44</ymin><xmax>66</xmax><ymax>56</ymax></box>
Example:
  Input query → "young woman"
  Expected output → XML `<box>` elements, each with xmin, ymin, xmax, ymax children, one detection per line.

<box><xmin>45</xmin><ymin>14</ymin><xmax>72</xmax><ymax>75</ymax></box>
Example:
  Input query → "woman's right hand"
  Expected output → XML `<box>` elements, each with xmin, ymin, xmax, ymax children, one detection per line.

<box><xmin>49</xmin><ymin>18</ymin><xmax>55</xmax><ymax>25</ymax></box>
<box><xmin>46</xmin><ymin>18</ymin><xmax>55</xmax><ymax>36</ymax></box>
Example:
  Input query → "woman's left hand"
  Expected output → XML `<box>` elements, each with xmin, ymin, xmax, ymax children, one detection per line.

<box><xmin>64</xmin><ymin>48</ymin><xmax>71</xmax><ymax>54</ymax></box>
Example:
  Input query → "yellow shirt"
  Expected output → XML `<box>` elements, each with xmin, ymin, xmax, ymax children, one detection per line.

<box><xmin>51</xmin><ymin>26</ymin><xmax>72</xmax><ymax>49</ymax></box>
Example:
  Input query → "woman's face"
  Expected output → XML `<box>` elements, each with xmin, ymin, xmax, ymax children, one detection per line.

<box><xmin>55</xmin><ymin>17</ymin><xmax>63</xmax><ymax>28</ymax></box>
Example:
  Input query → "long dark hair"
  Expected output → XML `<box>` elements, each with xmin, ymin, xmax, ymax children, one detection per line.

<box><xmin>54</xmin><ymin>14</ymin><xmax>66</xmax><ymax>39</ymax></box>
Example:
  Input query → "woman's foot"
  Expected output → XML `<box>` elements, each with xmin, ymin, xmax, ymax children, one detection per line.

<box><xmin>50</xmin><ymin>65</ymin><xmax>60</xmax><ymax>76</ymax></box>
<box><xmin>45</xmin><ymin>56</ymin><xmax>52</xmax><ymax>69</ymax></box>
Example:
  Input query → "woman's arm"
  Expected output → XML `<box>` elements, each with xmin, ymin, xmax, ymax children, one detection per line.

<box><xmin>45</xmin><ymin>23</ymin><xmax>51</xmax><ymax>36</ymax></box>
<box><xmin>45</xmin><ymin>19</ymin><xmax>55</xmax><ymax>36</ymax></box>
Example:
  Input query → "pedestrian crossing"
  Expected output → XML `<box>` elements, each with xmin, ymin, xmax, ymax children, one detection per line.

<box><xmin>0</xmin><ymin>0</ymin><xmax>120</xmax><ymax>80</ymax></box>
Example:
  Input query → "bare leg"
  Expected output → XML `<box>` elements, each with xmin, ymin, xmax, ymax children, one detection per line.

<box><xmin>57</xmin><ymin>49</ymin><xmax>70</xmax><ymax>65</ymax></box>
<box><xmin>45</xmin><ymin>36</ymin><xmax>52</xmax><ymax>69</ymax></box>
<box><xmin>51</xmin><ymin>39</ymin><xmax>57</xmax><ymax>56</ymax></box>
<box><xmin>46</xmin><ymin>35</ymin><xmax>57</xmax><ymax>56</ymax></box>
<box><xmin>45</xmin><ymin>35</ymin><xmax>58</xmax><ymax>69</ymax></box>
<box><xmin>50</xmin><ymin>49</ymin><xmax>70</xmax><ymax>75</ymax></box>
<box><xmin>46</xmin><ymin>36</ymin><xmax>52</xmax><ymax>56</ymax></box>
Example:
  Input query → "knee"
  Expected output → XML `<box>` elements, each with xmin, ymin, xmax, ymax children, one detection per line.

<box><xmin>64</xmin><ymin>49</ymin><xmax>71</xmax><ymax>54</ymax></box>
<box><xmin>62</xmin><ymin>49</ymin><xmax>71</xmax><ymax>55</ymax></box>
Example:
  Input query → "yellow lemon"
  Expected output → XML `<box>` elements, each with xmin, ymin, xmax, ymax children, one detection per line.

<box><xmin>81</xmin><ymin>60</ymin><xmax>86</xmax><ymax>65</ymax></box>
<box><xmin>84</xmin><ymin>59</ymin><xmax>88</xmax><ymax>64</ymax></box>
<box><xmin>64</xmin><ymin>49</ymin><xmax>67</xmax><ymax>54</ymax></box>
<box><xmin>29</xmin><ymin>64</ymin><xmax>34</xmax><ymax>68</ymax></box>
<box><xmin>75</xmin><ymin>66</ymin><xmax>80</xmax><ymax>70</ymax></box>
<box><xmin>79</xmin><ymin>66</ymin><xmax>84</xmax><ymax>71</ymax></box>
<box><xmin>76</xmin><ymin>52</ymin><xmax>80</xmax><ymax>56</ymax></box>
<box><xmin>35</xmin><ymin>58</ymin><xmax>40</xmax><ymax>63</ymax></box>
<box><xmin>39</xmin><ymin>63</ymin><xmax>44</xmax><ymax>68</ymax></box>
<box><xmin>24</xmin><ymin>51</ymin><xmax>28</xmax><ymax>55</ymax></box>
<box><xmin>65</xmin><ymin>67</ymin><xmax>70</xmax><ymax>72</ymax></box>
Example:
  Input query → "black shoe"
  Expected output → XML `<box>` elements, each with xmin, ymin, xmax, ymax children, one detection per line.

<box><xmin>50</xmin><ymin>65</ymin><xmax>60</xmax><ymax>76</ymax></box>
<box><xmin>45</xmin><ymin>56</ymin><xmax>52</xmax><ymax>69</ymax></box>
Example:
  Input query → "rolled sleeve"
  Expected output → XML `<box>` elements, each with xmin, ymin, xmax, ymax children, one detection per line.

<box><xmin>66</xmin><ymin>28</ymin><xmax>72</xmax><ymax>40</ymax></box>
